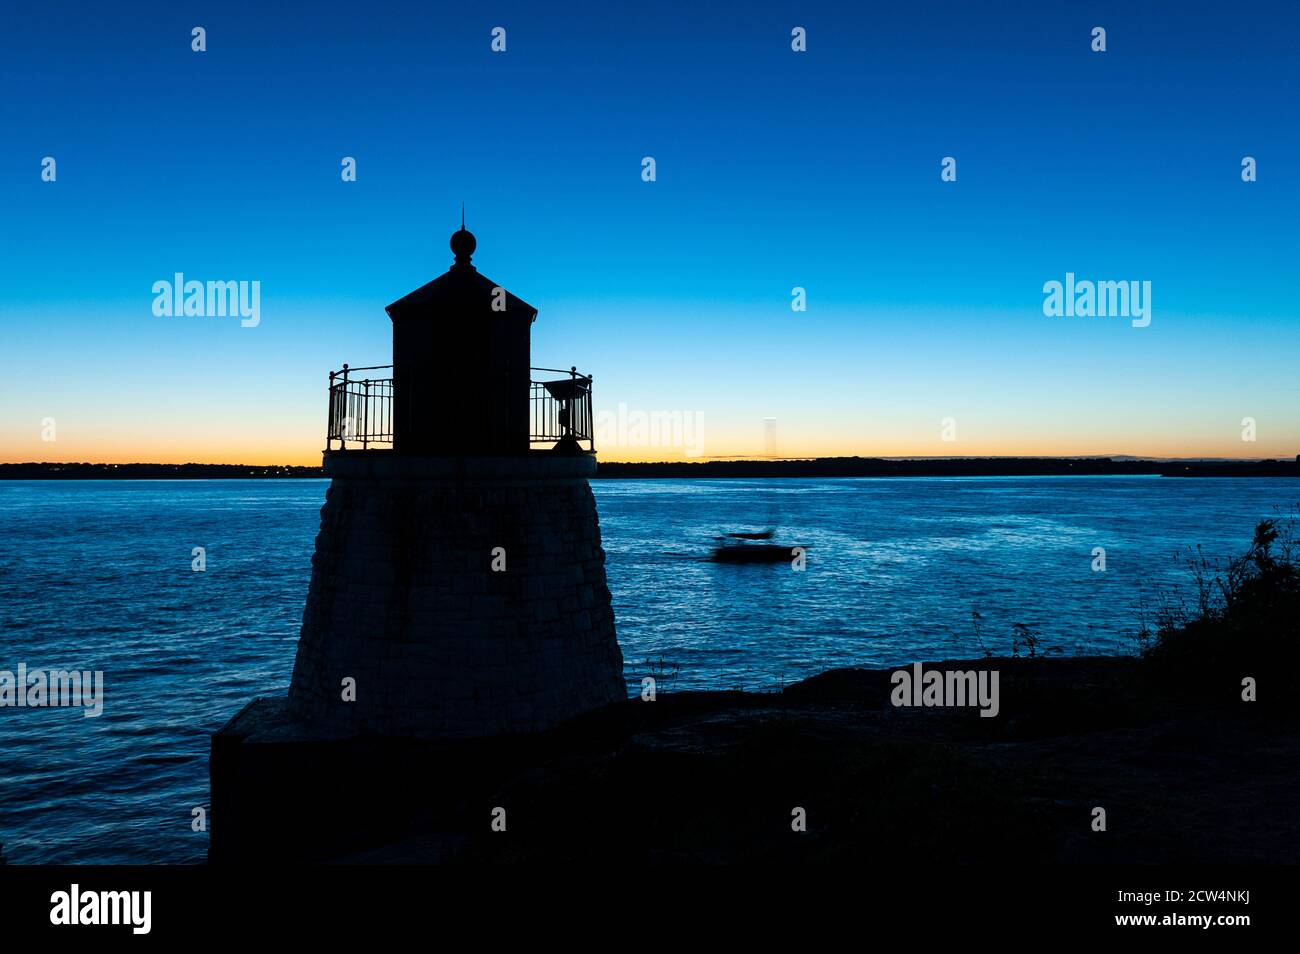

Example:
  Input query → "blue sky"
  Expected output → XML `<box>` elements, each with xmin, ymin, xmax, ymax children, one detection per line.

<box><xmin>2</xmin><ymin>1</ymin><xmax>1297</xmax><ymax>462</ymax></box>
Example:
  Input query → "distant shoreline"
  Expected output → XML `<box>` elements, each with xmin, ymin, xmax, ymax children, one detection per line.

<box><xmin>3</xmin><ymin>457</ymin><xmax>1298</xmax><ymax>480</ymax></box>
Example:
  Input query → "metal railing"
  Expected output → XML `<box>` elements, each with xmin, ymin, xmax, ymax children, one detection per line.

<box><xmin>325</xmin><ymin>364</ymin><xmax>594</xmax><ymax>453</ymax></box>
<box><xmin>327</xmin><ymin>365</ymin><xmax>394</xmax><ymax>450</ymax></box>
<box><xmin>529</xmin><ymin>366</ymin><xmax>594</xmax><ymax>452</ymax></box>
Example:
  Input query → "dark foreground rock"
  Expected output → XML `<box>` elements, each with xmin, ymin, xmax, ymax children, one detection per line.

<box><xmin>210</xmin><ymin>656</ymin><xmax>1299</xmax><ymax>864</ymax></box>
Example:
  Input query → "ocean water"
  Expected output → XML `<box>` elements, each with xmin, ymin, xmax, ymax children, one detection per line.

<box><xmin>0</xmin><ymin>476</ymin><xmax>1295</xmax><ymax>864</ymax></box>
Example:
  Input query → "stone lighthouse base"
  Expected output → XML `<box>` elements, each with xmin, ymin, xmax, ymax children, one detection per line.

<box><xmin>286</xmin><ymin>452</ymin><xmax>625</xmax><ymax>737</ymax></box>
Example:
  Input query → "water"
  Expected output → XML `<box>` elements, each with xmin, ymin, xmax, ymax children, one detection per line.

<box><xmin>0</xmin><ymin>476</ymin><xmax>1295</xmax><ymax>863</ymax></box>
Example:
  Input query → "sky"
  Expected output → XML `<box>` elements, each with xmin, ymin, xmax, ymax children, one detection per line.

<box><xmin>1</xmin><ymin>0</ymin><xmax>1298</xmax><ymax>464</ymax></box>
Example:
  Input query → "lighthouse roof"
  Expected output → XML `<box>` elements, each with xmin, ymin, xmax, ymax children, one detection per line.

<box><xmin>385</xmin><ymin>226</ymin><xmax>537</xmax><ymax>322</ymax></box>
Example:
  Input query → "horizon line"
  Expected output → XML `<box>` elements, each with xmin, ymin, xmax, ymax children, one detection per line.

<box><xmin>4</xmin><ymin>454</ymin><xmax>1299</xmax><ymax>468</ymax></box>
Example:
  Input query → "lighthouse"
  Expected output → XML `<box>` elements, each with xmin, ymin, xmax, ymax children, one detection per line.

<box><xmin>284</xmin><ymin>222</ymin><xmax>625</xmax><ymax>737</ymax></box>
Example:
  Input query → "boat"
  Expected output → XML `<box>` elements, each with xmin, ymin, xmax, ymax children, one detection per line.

<box><xmin>709</xmin><ymin>529</ymin><xmax>803</xmax><ymax>564</ymax></box>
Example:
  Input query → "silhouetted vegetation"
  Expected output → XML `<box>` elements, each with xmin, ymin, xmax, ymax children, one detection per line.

<box><xmin>637</xmin><ymin>655</ymin><xmax>680</xmax><ymax>694</ymax></box>
<box><xmin>1142</xmin><ymin>514</ymin><xmax>1300</xmax><ymax>706</ymax></box>
<box><xmin>965</xmin><ymin>611</ymin><xmax>1062</xmax><ymax>659</ymax></box>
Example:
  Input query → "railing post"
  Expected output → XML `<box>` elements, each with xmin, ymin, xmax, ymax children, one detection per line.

<box><xmin>568</xmin><ymin>366</ymin><xmax>578</xmax><ymax>439</ymax></box>
<box><xmin>328</xmin><ymin>370</ymin><xmax>336</xmax><ymax>450</ymax></box>
<box><xmin>340</xmin><ymin>364</ymin><xmax>349</xmax><ymax>451</ymax></box>
<box><xmin>362</xmin><ymin>379</ymin><xmax>370</xmax><ymax>450</ymax></box>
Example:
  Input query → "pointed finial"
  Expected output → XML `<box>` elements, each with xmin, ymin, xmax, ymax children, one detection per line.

<box><xmin>450</xmin><ymin>206</ymin><xmax>476</xmax><ymax>267</ymax></box>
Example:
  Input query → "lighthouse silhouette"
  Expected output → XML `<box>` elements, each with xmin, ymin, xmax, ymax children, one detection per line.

<box><xmin>285</xmin><ymin>220</ymin><xmax>625</xmax><ymax>736</ymax></box>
